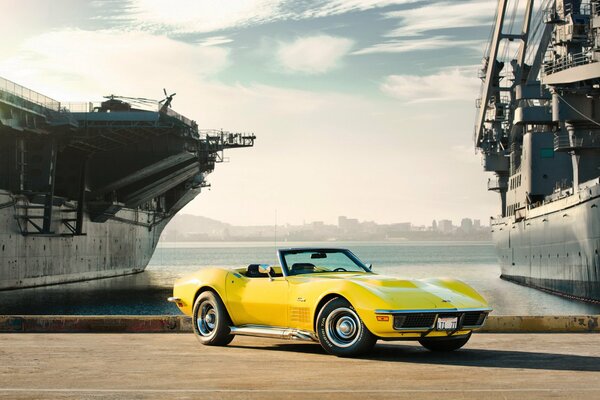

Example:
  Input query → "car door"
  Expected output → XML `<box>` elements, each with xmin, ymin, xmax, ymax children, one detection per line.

<box><xmin>225</xmin><ymin>273</ymin><xmax>289</xmax><ymax>327</ymax></box>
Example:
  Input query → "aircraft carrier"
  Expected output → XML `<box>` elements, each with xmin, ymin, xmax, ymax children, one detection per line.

<box><xmin>0</xmin><ymin>77</ymin><xmax>254</xmax><ymax>289</ymax></box>
<box><xmin>476</xmin><ymin>0</ymin><xmax>600</xmax><ymax>301</ymax></box>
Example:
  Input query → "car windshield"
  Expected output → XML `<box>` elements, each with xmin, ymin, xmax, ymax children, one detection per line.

<box><xmin>280</xmin><ymin>249</ymin><xmax>369</xmax><ymax>276</ymax></box>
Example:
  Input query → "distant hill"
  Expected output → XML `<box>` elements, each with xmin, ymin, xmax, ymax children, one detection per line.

<box><xmin>162</xmin><ymin>214</ymin><xmax>231</xmax><ymax>239</ymax></box>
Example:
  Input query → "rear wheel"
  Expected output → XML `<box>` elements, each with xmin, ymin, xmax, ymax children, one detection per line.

<box><xmin>316</xmin><ymin>297</ymin><xmax>376</xmax><ymax>357</ymax></box>
<box><xmin>192</xmin><ymin>291</ymin><xmax>234</xmax><ymax>346</ymax></box>
<box><xmin>419</xmin><ymin>332</ymin><xmax>471</xmax><ymax>352</ymax></box>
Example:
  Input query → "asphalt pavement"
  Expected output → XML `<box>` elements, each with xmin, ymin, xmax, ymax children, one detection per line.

<box><xmin>0</xmin><ymin>333</ymin><xmax>599</xmax><ymax>399</ymax></box>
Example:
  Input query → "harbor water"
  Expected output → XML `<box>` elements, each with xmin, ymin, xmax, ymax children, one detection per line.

<box><xmin>1</xmin><ymin>241</ymin><xmax>600</xmax><ymax>316</ymax></box>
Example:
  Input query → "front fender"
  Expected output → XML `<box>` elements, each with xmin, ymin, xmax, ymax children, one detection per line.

<box><xmin>423</xmin><ymin>278</ymin><xmax>489</xmax><ymax>305</ymax></box>
<box><xmin>310</xmin><ymin>281</ymin><xmax>392</xmax><ymax>334</ymax></box>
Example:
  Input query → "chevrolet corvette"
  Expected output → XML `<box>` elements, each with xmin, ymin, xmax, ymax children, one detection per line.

<box><xmin>168</xmin><ymin>248</ymin><xmax>491</xmax><ymax>357</ymax></box>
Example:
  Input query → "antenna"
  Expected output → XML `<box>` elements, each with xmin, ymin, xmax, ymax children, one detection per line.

<box><xmin>274</xmin><ymin>209</ymin><xmax>278</xmax><ymax>250</ymax></box>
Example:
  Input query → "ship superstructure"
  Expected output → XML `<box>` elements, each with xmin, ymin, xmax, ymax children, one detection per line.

<box><xmin>476</xmin><ymin>0</ymin><xmax>600</xmax><ymax>300</ymax></box>
<box><xmin>0</xmin><ymin>77</ymin><xmax>254</xmax><ymax>289</ymax></box>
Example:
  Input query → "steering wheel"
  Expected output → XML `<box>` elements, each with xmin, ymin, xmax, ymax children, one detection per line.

<box><xmin>332</xmin><ymin>267</ymin><xmax>347</xmax><ymax>272</ymax></box>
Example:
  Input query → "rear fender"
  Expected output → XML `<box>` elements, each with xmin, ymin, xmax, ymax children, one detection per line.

<box><xmin>172</xmin><ymin>268</ymin><xmax>230</xmax><ymax>316</ymax></box>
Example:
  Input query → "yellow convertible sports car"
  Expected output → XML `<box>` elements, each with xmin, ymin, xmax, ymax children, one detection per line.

<box><xmin>168</xmin><ymin>248</ymin><xmax>491</xmax><ymax>357</ymax></box>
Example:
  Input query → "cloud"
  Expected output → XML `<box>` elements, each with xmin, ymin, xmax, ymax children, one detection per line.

<box><xmin>380</xmin><ymin>67</ymin><xmax>481</xmax><ymax>103</ymax></box>
<box><xmin>304</xmin><ymin>0</ymin><xmax>421</xmax><ymax>17</ymax></box>
<box><xmin>0</xmin><ymin>27</ymin><xmax>496</xmax><ymax>226</ymax></box>
<box><xmin>197</xmin><ymin>36</ymin><xmax>234</xmax><ymax>47</ymax></box>
<box><xmin>353</xmin><ymin>35</ymin><xmax>484</xmax><ymax>54</ymax></box>
<box><xmin>276</xmin><ymin>35</ymin><xmax>354</xmax><ymax>74</ymax></box>
<box><xmin>128</xmin><ymin>0</ymin><xmax>288</xmax><ymax>33</ymax></box>
<box><xmin>121</xmin><ymin>0</ymin><xmax>423</xmax><ymax>34</ymax></box>
<box><xmin>349</xmin><ymin>0</ymin><xmax>494</xmax><ymax>57</ymax></box>
<box><xmin>0</xmin><ymin>29</ymin><xmax>230</xmax><ymax>100</ymax></box>
<box><xmin>383</xmin><ymin>0</ymin><xmax>496</xmax><ymax>37</ymax></box>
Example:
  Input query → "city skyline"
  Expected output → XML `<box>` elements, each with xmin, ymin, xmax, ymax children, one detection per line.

<box><xmin>161</xmin><ymin>213</ymin><xmax>491</xmax><ymax>242</ymax></box>
<box><xmin>1</xmin><ymin>0</ymin><xmax>502</xmax><ymax>226</ymax></box>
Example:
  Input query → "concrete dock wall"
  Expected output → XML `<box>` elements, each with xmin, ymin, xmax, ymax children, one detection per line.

<box><xmin>0</xmin><ymin>316</ymin><xmax>193</xmax><ymax>333</ymax></box>
<box><xmin>0</xmin><ymin>192</ymin><xmax>167</xmax><ymax>290</ymax></box>
<box><xmin>480</xmin><ymin>315</ymin><xmax>599</xmax><ymax>332</ymax></box>
<box><xmin>0</xmin><ymin>315</ymin><xmax>598</xmax><ymax>333</ymax></box>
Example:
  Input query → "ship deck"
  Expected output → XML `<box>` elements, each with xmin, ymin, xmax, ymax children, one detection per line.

<box><xmin>0</xmin><ymin>333</ymin><xmax>598</xmax><ymax>399</ymax></box>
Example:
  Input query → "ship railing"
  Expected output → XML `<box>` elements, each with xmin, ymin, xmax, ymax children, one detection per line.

<box><xmin>488</xmin><ymin>177</ymin><xmax>508</xmax><ymax>191</ymax></box>
<box><xmin>63</xmin><ymin>102</ymin><xmax>96</xmax><ymax>113</ymax></box>
<box><xmin>554</xmin><ymin>132</ymin><xmax>585</xmax><ymax>151</ymax></box>
<box><xmin>593</xmin><ymin>0</ymin><xmax>600</xmax><ymax>16</ymax></box>
<box><xmin>0</xmin><ymin>76</ymin><xmax>61</xmax><ymax>112</ymax></box>
<box><xmin>543</xmin><ymin>4</ymin><xmax>563</xmax><ymax>23</ymax></box>
<box><xmin>200</xmin><ymin>129</ymin><xmax>256</xmax><ymax>148</ymax></box>
<box><xmin>163</xmin><ymin>107</ymin><xmax>195</xmax><ymax>128</ymax></box>
<box><xmin>558</xmin><ymin>1</ymin><xmax>593</xmax><ymax>17</ymax></box>
<box><xmin>543</xmin><ymin>52</ymin><xmax>596</xmax><ymax>75</ymax></box>
<box><xmin>63</xmin><ymin>101</ymin><xmax>196</xmax><ymax>127</ymax></box>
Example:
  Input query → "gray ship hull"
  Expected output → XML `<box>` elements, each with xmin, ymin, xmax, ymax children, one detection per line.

<box><xmin>0</xmin><ymin>76</ymin><xmax>255</xmax><ymax>290</ymax></box>
<box><xmin>0</xmin><ymin>191</ymin><xmax>170</xmax><ymax>290</ymax></box>
<box><xmin>493</xmin><ymin>181</ymin><xmax>600</xmax><ymax>301</ymax></box>
<box><xmin>474</xmin><ymin>0</ymin><xmax>600</xmax><ymax>302</ymax></box>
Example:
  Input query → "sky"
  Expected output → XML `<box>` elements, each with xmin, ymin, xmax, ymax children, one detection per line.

<box><xmin>0</xmin><ymin>0</ymin><xmax>502</xmax><ymax>226</ymax></box>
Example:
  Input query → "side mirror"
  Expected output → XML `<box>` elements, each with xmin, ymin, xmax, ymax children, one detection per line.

<box><xmin>258</xmin><ymin>264</ymin><xmax>274</xmax><ymax>280</ymax></box>
<box><xmin>367</xmin><ymin>263</ymin><xmax>373</xmax><ymax>271</ymax></box>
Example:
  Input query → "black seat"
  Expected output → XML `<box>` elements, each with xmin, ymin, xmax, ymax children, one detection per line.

<box><xmin>246</xmin><ymin>264</ymin><xmax>270</xmax><ymax>278</ymax></box>
<box><xmin>291</xmin><ymin>263</ymin><xmax>316</xmax><ymax>274</ymax></box>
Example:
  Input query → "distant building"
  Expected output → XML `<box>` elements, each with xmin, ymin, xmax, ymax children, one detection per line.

<box><xmin>361</xmin><ymin>221</ymin><xmax>379</xmax><ymax>234</ymax></box>
<box><xmin>460</xmin><ymin>218</ymin><xmax>473</xmax><ymax>232</ymax></box>
<box><xmin>338</xmin><ymin>216</ymin><xmax>359</xmax><ymax>231</ymax></box>
<box><xmin>474</xmin><ymin>219</ymin><xmax>481</xmax><ymax>228</ymax></box>
<box><xmin>438</xmin><ymin>219</ymin><xmax>453</xmax><ymax>233</ymax></box>
<box><xmin>390</xmin><ymin>222</ymin><xmax>411</xmax><ymax>232</ymax></box>
<box><xmin>431</xmin><ymin>220</ymin><xmax>437</xmax><ymax>231</ymax></box>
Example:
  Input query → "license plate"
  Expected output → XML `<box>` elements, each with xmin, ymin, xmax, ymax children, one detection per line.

<box><xmin>436</xmin><ymin>317</ymin><xmax>458</xmax><ymax>331</ymax></box>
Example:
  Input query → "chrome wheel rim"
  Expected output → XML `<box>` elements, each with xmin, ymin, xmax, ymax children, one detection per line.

<box><xmin>197</xmin><ymin>301</ymin><xmax>217</xmax><ymax>337</ymax></box>
<box><xmin>325</xmin><ymin>307</ymin><xmax>361</xmax><ymax>348</ymax></box>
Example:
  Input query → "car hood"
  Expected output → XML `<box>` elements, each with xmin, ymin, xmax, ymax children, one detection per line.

<box><xmin>304</xmin><ymin>273</ymin><xmax>488</xmax><ymax>311</ymax></box>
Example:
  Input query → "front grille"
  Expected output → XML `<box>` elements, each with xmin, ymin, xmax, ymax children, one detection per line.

<box><xmin>394</xmin><ymin>313</ymin><xmax>436</xmax><ymax>329</ymax></box>
<box><xmin>392</xmin><ymin>311</ymin><xmax>488</xmax><ymax>330</ymax></box>
<box><xmin>463</xmin><ymin>312</ymin><xmax>487</xmax><ymax>326</ymax></box>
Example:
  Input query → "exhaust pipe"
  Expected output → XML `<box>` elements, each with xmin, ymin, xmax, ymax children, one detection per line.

<box><xmin>229</xmin><ymin>325</ymin><xmax>318</xmax><ymax>342</ymax></box>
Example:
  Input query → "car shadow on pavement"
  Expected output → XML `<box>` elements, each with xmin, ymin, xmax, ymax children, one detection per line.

<box><xmin>228</xmin><ymin>342</ymin><xmax>328</xmax><ymax>355</ymax></box>
<box><xmin>369</xmin><ymin>343</ymin><xmax>600</xmax><ymax>372</ymax></box>
<box><xmin>229</xmin><ymin>341</ymin><xmax>600</xmax><ymax>372</ymax></box>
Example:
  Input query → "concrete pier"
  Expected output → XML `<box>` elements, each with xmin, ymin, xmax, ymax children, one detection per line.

<box><xmin>0</xmin><ymin>333</ymin><xmax>599</xmax><ymax>399</ymax></box>
<box><xmin>1</xmin><ymin>314</ymin><xmax>599</xmax><ymax>333</ymax></box>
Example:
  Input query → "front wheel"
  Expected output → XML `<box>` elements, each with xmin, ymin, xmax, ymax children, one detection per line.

<box><xmin>419</xmin><ymin>332</ymin><xmax>471</xmax><ymax>352</ymax></box>
<box><xmin>192</xmin><ymin>291</ymin><xmax>234</xmax><ymax>346</ymax></box>
<box><xmin>316</xmin><ymin>297</ymin><xmax>376</xmax><ymax>357</ymax></box>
